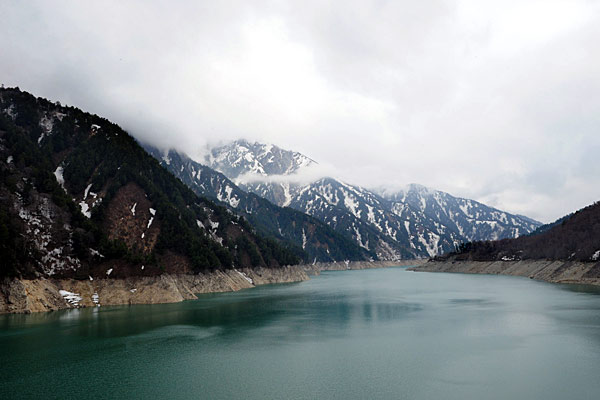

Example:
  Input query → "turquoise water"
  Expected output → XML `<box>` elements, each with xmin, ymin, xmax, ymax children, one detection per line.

<box><xmin>2</xmin><ymin>268</ymin><xmax>600</xmax><ymax>399</ymax></box>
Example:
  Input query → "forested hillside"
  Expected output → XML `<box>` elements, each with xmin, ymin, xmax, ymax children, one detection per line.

<box><xmin>0</xmin><ymin>88</ymin><xmax>300</xmax><ymax>279</ymax></box>
<box><xmin>144</xmin><ymin>146</ymin><xmax>373</xmax><ymax>262</ymax></box>
<box><xmin>445</xmin><ymin>201</ymin><xmax>600</xmax><ymax>262</ymax></box>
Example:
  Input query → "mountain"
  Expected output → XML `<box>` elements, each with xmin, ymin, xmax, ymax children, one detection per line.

<box><xmin>447</xmin><ymin>201</ymin><xmax>600</xmax><ymax>262</ymax></box>
<box><xmin>205</xmin><ymin>139</ymin><xmax>315</xmax><ymax>178</ymax></box>
<box><xmin>527</xmin><ymin>213</ymin><xmax>573</xmax><ymax>236</ymax></box>
<box><xmin>0</xmin><ymin>88</ymin><xmax>301</xmax><ymax>279</ymax></box>
<box><xmin>203</xmin><ymin>140</ymin><xmax>542</xmax><ymax>259</ymax></box>
<box><xmin>143</xmin><ymin>145</ymin><xmax>373</xmax><ymax>262</ymax></box>
<box><xmin>377</xmin><ymin>184</ymin><xmax>540</xmax><ymax>243</ymax></box>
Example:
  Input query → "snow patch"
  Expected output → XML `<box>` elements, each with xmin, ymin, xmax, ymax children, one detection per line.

<box><xmin>60</xmin><ymin>290</ymin><xmax>82</xmax><ymax>307</ymax></box>
<box><xmin>343</xmin><ymin>191</ymin><xmax>361</xmax><ymax>218</ymax></box>
<box><xmin>92</xmin><ymin>292</ymin><xmax>100</xmax><ymax>306</ymax></box>
<box><xmin>54</xmin><ymin>166</ymin><xmax>66</xmax><ymax>191</ymax></box>
<box><xmin>366</xmin><ymin>204</ymin><xmax>376</xmax><ymax>224</ymax></box>
<box><xmin>106</xmin><ymin>268</ymin><xmax>113</xmax><ymax>276</ymax></box>
<box><xmin>592</xmin><ymin>250</ymin><xmax>600</xmax><ymax>261</ymax></box>
<box><xmin>418</xmin><ymin>231</ymin><xmax>440</xmax><ymax>257</ymax></box>
<box><xmin>281</xmin><ymin>182</ymin><xmax>293</xmax><ymax>207</ymax></box>
<box><xmin>130</xmin><ymin>202</ymin><xmax>137</xmax><ymax>216</ymax></box>
<box><xmin>210</xmin><ymin>231</ymin><xmax>223</xmax><ymax>245</ymax></box>
<box><xmin>235</xmin><ymin>269</ymin><xmax>254</xmax><ymax>284</ymax></box>
<box><xmin>79</xmin><ymin>201</ymin><xmax>91</xmax><ymax>218</ymax></box>
<box><xmin>90</xmin><ymin>248</ymin><xmax>104</xmax><ymax>258</ymax></box>
<box><xmin>38</xmin><ymin>114</ymin><xmax>54</xmax><ymax>144</ymax></box>
<box><xmin>6</xmin><ymin>156</ymin><xmax>13</xmax><ymax>164</ymax></box>
<box><xmin>83</xmin><ymin>184</ymin><xmax>93</xmax><ymax>200</ymax></box>
<box><xmin>353</xmin><ymin>226</ymin><xmax>369</xmax><ymax>250</ymax></box>
<box><xmin>3</xmin><ymin>103</ymin><xmax>17</xmax><ymax>120</ymax></box>
<box><xmin>217</xmin><ymin>185</ymin><xmax>240</xmax><ymax>208</ymax></box>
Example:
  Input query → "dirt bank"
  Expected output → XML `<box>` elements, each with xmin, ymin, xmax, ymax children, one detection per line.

<box><xmin>302</xmin><ymin>259</ymin><xmax>425</xmax><ymax>275</ymax></box>
<box><xmin>0</xmin><ymin>259</ymin><xmax>425</xmax><ymax>314</ymax></box>
<box><xmin>0</xmin><ymin>266</ymin><xmax>309</xmax><ymax>314</ymax></box>
<box><xmin>409</xmin><ymin>260</ymin><xmax>600</xmax><ymax>286</ymax></box>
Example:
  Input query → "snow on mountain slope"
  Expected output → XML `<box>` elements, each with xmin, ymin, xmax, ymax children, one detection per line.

<box><xmin>205</xmin><ymin>139</ymin><xmax>315</xmax><ymax>179</ymax></box>
<box><xmin>144</xmin><ymin>145</ymin><xmax>373</xmax><ymax>262</ymax></box>
<box><xmin>204</xmin><ymin>140</ymin><xmax>542</xmax><ymax>260</ymax></box>
<box><xmin>377</xmin><ymin>183</ymin><xmax>540</xmax><ymax>246</ymax></box>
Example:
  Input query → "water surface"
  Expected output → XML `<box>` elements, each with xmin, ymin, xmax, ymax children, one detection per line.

<box><xmin>2</xmin><ymin>268</ymin><xmax>600</xmax><ymax>399</ymax></box>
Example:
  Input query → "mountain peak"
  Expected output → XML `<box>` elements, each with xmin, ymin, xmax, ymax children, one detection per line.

<box><xmin>202</xmin><ymin>138</ymin><xmax>542</xmax><ymax>260</ymax></box>
<box><xmin>205</xmin><ymin>139</ymin><xmax>316</xmax><ymax>179</ymax></box>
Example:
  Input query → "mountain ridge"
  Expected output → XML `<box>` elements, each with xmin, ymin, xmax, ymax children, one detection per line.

<box><xmin>445</xmin><ymin>200</ymin><xmax>600</xmax><ymax>262</ymax></box>
<box><xmin>201</xmin><ymin>140</ymin><xmax>542</xmax><ymax>259</ymax></box>
<box><xmin>143</xmin><ymin>145</ymin><xmax>374</xmax><ymax>263</ymax></box>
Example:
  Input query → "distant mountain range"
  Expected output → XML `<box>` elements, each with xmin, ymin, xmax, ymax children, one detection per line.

<box><xmin>157</xmin><ymin>139</ymin><xmax>541</xmax><ymax>260</ymax></box>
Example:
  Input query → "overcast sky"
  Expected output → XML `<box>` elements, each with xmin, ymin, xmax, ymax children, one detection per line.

<box><xmin>1</xmin><ymin>0</ymin><xmax>599</xmax><ymax>223</ymax></box>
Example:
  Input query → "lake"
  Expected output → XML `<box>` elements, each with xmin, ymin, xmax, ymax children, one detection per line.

<box><xmin>2</xmin><ymin>267</ymin><xmax>600</xmax><ymax>399</ymax></box>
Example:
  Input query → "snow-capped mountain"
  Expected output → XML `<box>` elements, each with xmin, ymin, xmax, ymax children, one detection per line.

<box><xmin>378</xmin><ymin>184</ymin><xmax>540</xmax><ymax>242</ymax></box>
<box><xmin>205</xmin><ymin>139</ymin><xmax>315</xmax><ymax>179</ymax></box>
<box><xmin>204</xmin><ymin>140</ymin><xmax>542</xmax><ymax>260</ymax></box>
<box><xmin>145</xmin><ymin>145</ymin><xmax>373</xmax><ymax>262</ymax></box>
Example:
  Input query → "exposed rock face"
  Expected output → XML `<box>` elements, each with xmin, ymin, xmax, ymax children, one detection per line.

<box><xmin>410</xmin><ymin>260</ymin><xmax>600</xmax><ymax>286</ymax></box>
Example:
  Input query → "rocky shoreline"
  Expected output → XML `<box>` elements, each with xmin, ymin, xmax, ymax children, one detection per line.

<box><xmin>409</xmin><ymin>259</ymin><xmax>600</xmax><ymax>286</ymax></box>
<box><xmin>0</xmin><ymin>260</ymin><xmax>423</xmax><ymax>314</ymax></box>
<box><xmin>304</xmin><ymin>259</ymin><xmax>423</xmax><ymax>274</ymax></box>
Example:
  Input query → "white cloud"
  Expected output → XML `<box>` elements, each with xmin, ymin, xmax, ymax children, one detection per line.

<box><xmin>1</xmin><ymin>0</ymin><xmax>599</xmax><ymax>222</ymax></box>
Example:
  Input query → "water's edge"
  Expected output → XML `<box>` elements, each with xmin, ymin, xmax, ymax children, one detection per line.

<box><xmin>410</xmin><ymin>260</ymin><xmax>600</xmax><ymax>287</ymax></box>
<box><xmin>0</xmin><ymin>260</ymin><xmax>423</xmax><ymax>314</ymax></box>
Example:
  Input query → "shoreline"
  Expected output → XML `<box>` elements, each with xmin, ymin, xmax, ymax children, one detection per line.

<box><xmin>409</xmin><ymin>260</ymin><xmax>600</xmax><ymax>287</ymax></box>
<box><xmin>303</xmin><ymin>259</ymin><xmax>424</xmax><ymax>274</ymax></box>
<box><xmin>0</xmin><ymin>260</ymin><xmax>424</xmax><ymax>314</ymax></box>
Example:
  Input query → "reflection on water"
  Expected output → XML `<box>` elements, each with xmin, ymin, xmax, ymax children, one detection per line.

<box><xmin>1</xmin><ymin>268</ymin><xmax>600</xmax><ymax>400</ymax></box>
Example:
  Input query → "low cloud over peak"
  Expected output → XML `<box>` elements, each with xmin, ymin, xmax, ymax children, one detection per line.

<box><xmin>1</xmin><ymin>0</ymin><xmax>599</xmax><ymax>223</ymax></box>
